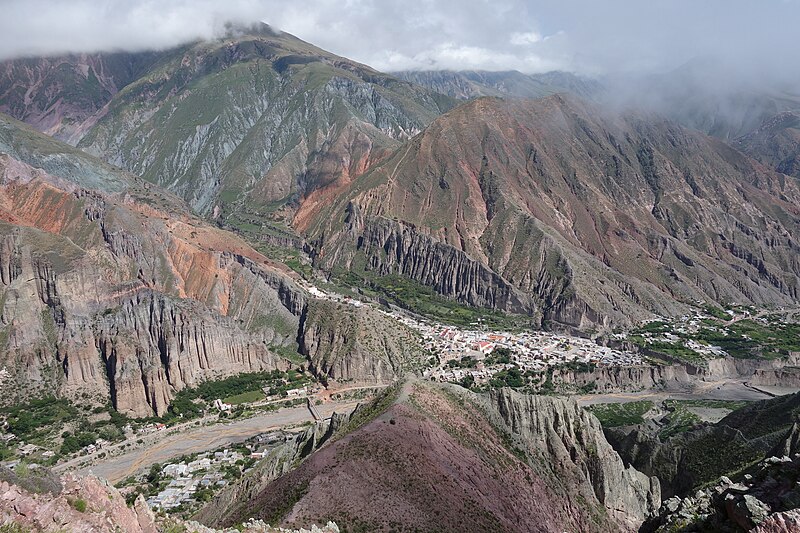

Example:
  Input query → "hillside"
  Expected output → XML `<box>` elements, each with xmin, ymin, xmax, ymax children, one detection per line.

<box><xmin>0</xmin><ymin>112</ymin><xmax>418</xmax><ymax>416</ymax></box>
<box><xmin>198</xmin><ymin>381</ymin><xmax>659</xmax><ymax>532</ymax></box>
<box><xmin>0</xmin><ymin>23</ymin><xmax>455</xmax><ymax>221</ymax></box>
<box><xmin>305</xmin><ymin>94</ymin><xmax>800</xmax><ymax>329</ymax></box>
<box><xmin>392</xmin><ymin>70</ymin><xmax>601</xmax><ymax>100</ymax></box>
<box><xmin>735</xmin><ymin>111</ymin><xmax>800</xmax><ymax>179</ymax></box>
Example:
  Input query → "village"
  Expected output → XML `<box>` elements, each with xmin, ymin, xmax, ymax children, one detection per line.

<box><xmin>385</xmin><ymin>311</ymin><xmax>643</xmax><ymax>385</ymax></box>
<box><xmin>140</xmin><ymin>430</ymin><xmax>296</xmax><ymax>511</ymax></box>
<box><xmin>301</xmin><ymin>282</ymin><xmax>646</xmax><ymax>386</ymax></box>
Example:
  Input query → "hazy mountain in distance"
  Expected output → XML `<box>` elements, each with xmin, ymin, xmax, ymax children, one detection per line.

<box><xmin>393</xmin><ymin>69</ymin><xmax>602</xmax><ymax>100</ymax></box>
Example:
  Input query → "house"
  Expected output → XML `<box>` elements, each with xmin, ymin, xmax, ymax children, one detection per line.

<box><xmin>475</xmin><ymin>341</ymin><xmax>495</xmax><ymax>355</ymax></box>
<box><xmin>18</xmin><ymin>444</ymin><xmax>39</xmax><ymax>456</ymax></box>
<box><xmin>213</xmin><ymin>399</ymin><xmax>231</xmax><ymax>412</ymax></box>
<box><xmin>163</xmin><ymin>463</ymin><xmax>189</xmax><ymax>478</ymax></box>
<box><xmin>250</xmin><ymin>449</ymin><xmax>268</xmax><ymax>459</ymax></box>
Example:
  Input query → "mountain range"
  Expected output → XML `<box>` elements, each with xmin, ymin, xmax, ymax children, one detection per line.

<box><xmin>1</xmin><ymin>21</ymin><xmax>800</xmax><ymax>532</ymax></box>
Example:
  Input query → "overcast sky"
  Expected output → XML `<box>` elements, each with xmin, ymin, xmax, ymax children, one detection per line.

<box><xmin>1</xmin><ymin>0</ymin><xmax>798</xmax><ymax>80</ymax></box>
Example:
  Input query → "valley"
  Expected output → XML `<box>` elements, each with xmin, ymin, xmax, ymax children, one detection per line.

<box><xmin>0</xmin><ymin>10</ymin><xmax>799</xmax><ymax>533</ymax></box>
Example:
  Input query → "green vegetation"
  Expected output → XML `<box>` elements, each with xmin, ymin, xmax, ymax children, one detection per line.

<box><xmin>489</xmin><ymin>366</ymin><xmax>526</xmax><ymax>388</ymax></box>
<box><xmin>60</xmin><ymin>431</ymin><xmax>100</xmax><ymax>455</ymax></box>
<box><xmin>165</xmin><ymin>369</ymin><xmax>311</xmax><ymax>420</ymax></box>
<box><xmin>587</xmin><ymin>400</ymin><xmax>655</xmax><ymax>427</ymax></box>
<box><xmin>334</xmin><ymin>272</ymin><xmax>533</xmax><ymax>330</ymax></box>
<box><xmin>223</xmin><ymin>390</ymin><xmax>265</xmax><ymax>405</ymax></box>
<box><xmin>2</xmin><ymin>396</ymin><xmax>78</xmax><ymax>442</ymax></box>
<box><xmin>697</xmin><ymin>318</ymin><xmax>800</xmax><ymax>359</ymax></box>
<box><xmin>0</xmin><ymin>524</ymin><xmax>31</xmax><ymax>533</ymax></box>
<box><xmin>703</xmin><ymin>305</ymin><xmax>730</xmax><ymax>320</ymax></box>
<box><xmin>628</xmin><ymin>308</ymin><xmax>800</xmax><ymax>365</ymax></box>
<box><xmin>69</xmin><ymin>498</ymin><xmax>87</xmax><ymax>513</ymax></box>
<box><xmin>484</xmin><ymin>347</ymin><xmax>512</xmax><ymax>365</ymax></box>
<box><xmin>446</xmin><ymin>357</ymin><xmax>477</xmax><ymax>369</ymax></box>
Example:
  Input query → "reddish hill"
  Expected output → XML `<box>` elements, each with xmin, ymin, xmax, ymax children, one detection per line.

<box><xmin>307</xmin><ymin>95</ymin><xmax>800</xmax><ymax>329</ymax></box>
<box><xmin>204</xmin><ymin>381</ymin><xmax>659</xmax><ymax>532</ymax></box>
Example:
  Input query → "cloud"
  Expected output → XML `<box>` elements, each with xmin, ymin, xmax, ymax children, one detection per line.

<box><xmin>510</xmin><ymin>32</ymin><xmax>542</xmax><ymax>46</ymax></box>
<box><xmin>0</xmin><ymin>0</ymin><xmax>798</xmax><ymax>86</ymax></box>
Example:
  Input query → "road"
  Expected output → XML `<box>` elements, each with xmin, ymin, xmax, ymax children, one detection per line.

<box><xmin>575</xmin><ymin>378</ymin><xmax>794</xmax><ymax>407</ymax></box>
<box><xmin>68</xmin><ymin>400</ymin><xmax>358</xmax><ymax>484</ymax></box>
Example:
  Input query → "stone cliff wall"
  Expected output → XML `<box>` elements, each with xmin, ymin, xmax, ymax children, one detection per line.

<box><xmin>487</xmin><ymin>389</ymin><xmax>661</xmax><ymax>529</ymax></box>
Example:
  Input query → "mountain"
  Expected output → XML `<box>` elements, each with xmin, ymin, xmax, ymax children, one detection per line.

<box><xmin>610</xmin><ymin>59</ymin><xmax>800</xmax><ymax>141</ymax></box>
<box><xmin>0</xmin><ymin>112</ymin><xmax>419</xmax><ymax>416</ymax></box>
<box><xmin>197</xmin><ymin>380</ymin><xmax>660</xmax><ymax>532</ymax></box>
<box><xmin>0</xmin><ymin>23</ymin><xmax>455</xmax><ymax>220</ymax></box>
<box><xmin>0</xmin><ymin>51</ymin><xmax>162</xmax><ymax>144</ymax></box>
<box><xmin>735</xmin><ymin>111</ymin><xmax>800</xmax><ymax>179</ymax></box>
<box><xmin>304</xmin><ymin>94</ymin><xmax>800</xmax><ymax>329</ymax></box>
<box><xmin>393</xmin><ymin>69</ymin><xmax>602</xmax><ymax>100</ymax></box>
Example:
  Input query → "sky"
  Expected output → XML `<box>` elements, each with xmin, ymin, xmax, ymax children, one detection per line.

<box><xmin>0</xmin><ymin>0</ymin><xmax>798</xmax><ymax>81</ymax></box>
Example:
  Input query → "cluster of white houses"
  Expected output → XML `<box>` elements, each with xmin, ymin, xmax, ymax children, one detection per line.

<box><xmin>147</xmin><ymin>449</ymin><xmax>244</xmax><ymax>510</ymax></box>
<box><xmin>394</xmin><ymin>317</ymin><xmax>644</xmax><ymax>384</ymax></box>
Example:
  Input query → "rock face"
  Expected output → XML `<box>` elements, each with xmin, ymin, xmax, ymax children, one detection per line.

<box><xmin>0</xmin><ymin>114</ymin><xmax>312</xmax><ymax>416</ymax></box>
<box><xmin>199</xmin><ymin>381</ymin><xmax>659</xmax><ymax>532</ymax></box>
<box><xmin>299</xmin><ymin>299</ymin><xmax>424</xmax><ymax>384</ymax></box>
<box><xmin>308</xmin><ymin>95</ymin><xmax>800</xmax><ymax>329</ymax></box>
<box><xmin>551</xmin><ymin>356</ymin><xmax>800</xmax><ymax>394</ymax></box>
<box><xmin>645</xmin><ymin>454</ymin><xmax>800</xmax><ymax>532</ymax></box>
<box><xmin>487</xmin><ymin>389</ymin><xmax>661</xmax><ymax>528</ymax></box>
<box><xmin>0</xmin><ymin>472</ymin><xmax>157</xmax><ymax>532</ymax></box>
<box><xmin>314</xmin><ymin>210</ymin><xmax>535</xmax><ymax>315</ymax></box>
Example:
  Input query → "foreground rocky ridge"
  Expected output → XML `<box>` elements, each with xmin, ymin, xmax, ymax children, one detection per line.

<box><xmin>645</xmin><ymin>454</ymin><xmax>800</xmax><ymax>532</ymax></box>
<box><xmin>0</xmin><ymin>465</ymin><xmax>339</xmax><ymax>533</ymax></box>
<box><xmin>308</xmin><ymin>95</ymin><xmax>800</xmax><ymax>329</ymax></box>
<box><xmin>198</xmin><ymin>381</ymin><xmax>659</xmax><ymax>532</ymax></box>
<box><xmin>606</xmin><ymin>391</ymin><xmax>800</xmax><ymax>499</ymax></box>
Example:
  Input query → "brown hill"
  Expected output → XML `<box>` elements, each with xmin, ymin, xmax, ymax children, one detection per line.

<box><xmin>306</xmin><ymin>95</ymin><xmax>800</xmax><ymax>329</ymax></box>
<box><xmin>199</xmin><ymin>381</ymin><xmax>660</xmax><ymax>533</ymax></box>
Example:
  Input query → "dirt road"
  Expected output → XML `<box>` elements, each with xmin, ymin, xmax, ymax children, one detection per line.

<box><xmin>574</xmin><ymin>378</ymin><xmax>793</xmax><ymax>406</ymax></box>
<box><xmin>71</xmin><ymin>400</ymin><xmax>358</xmax><ymax>484</ymax></box>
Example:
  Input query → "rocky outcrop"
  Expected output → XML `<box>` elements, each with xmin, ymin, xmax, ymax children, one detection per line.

<box><xmin>0</xmin><ymin>472</ymin><xmax>157</xmax><ymax>532</ymax></box>
<box><xmin>607</xmin><ymin>391</ymin><xmax>800</xmax><ymax>498</ymax></box>
<box><xmin>315</xmin><ymin>211</ymin><xmax>534</xmax><ymax>314</ymax></box>
<box><xmin>0</xmin><ymin>467</ymin><xmax>339</xmax><ymax>533</ymax></box>
<box><xmin>487</xmin><ymin>389</ymin><xmax>661</xmax><ymax>528</ymax></box>
<box><xmin>645</xmin><ymin>455</ymin><xmax>800</xmax><ymax>532</ymax></box>
<box><xmin>552</xmin><ymin>356</ymin><xmax>800</xmax><ymax>394</ymax></box>
<box><xmin>299</xmin><ymin>299</ymin><xmax>423</xmax><ymax>385</ymax></box>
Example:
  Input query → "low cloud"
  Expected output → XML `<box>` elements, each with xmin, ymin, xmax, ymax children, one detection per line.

<box><xmin>0</xmin><ymin>0</ymin><xmax>798</xmax><ymax>87</ymax></box>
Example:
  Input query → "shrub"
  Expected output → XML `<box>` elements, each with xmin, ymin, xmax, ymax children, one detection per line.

<box><xmin>70</xmin><ymin>498</ymin><xmax>87</xmax><ymax>513</ymax></box>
